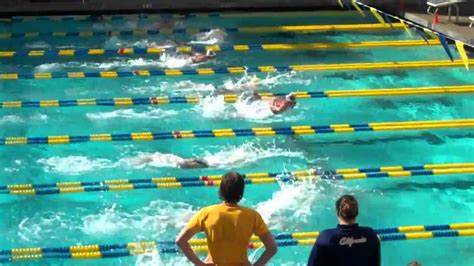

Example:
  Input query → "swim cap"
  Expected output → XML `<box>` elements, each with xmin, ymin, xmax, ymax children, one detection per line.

<box><xmin>250</xmin><ymin>76</ymin><xmax>260</xmax><ymax>83</ymax></box>
<box><xmin>285</xmin><ymin>93</ymin><xmax>296</xmax><ymax>102</ymax></box>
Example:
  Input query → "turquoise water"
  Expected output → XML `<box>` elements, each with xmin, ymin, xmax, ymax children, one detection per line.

<box><xmin>0</xmin><ymin>11</ymin><xmax>473</xmax><ymax>265</ymax></box>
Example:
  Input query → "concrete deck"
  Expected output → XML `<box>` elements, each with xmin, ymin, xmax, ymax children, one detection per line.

<box><xmin>405</xmin><ymin>12</ymin><xmax>474</xmax><ymax>47</ymax></box>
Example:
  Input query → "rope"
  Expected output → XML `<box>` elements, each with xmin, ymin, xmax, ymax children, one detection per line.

<box><xmin>355</xmin><ymin>1</ymin><xmax>473</xmax><ymax>49</ymax></box>
<box><xmin>1</xmin><ymin>85</ymin><xmax>472</xmax><ymax>109</ymax></box>
<box><xmin>0</xmin><ymin>11</ymin><xmax>354</xmax><ymax>23</ymax></box>
<box><xmin>1</xmin><ymin>59</ymin><xmax>473</xmax><ymax>80</ymax></box>
<box><xmin>1</xmin><ymin>227</ymin><xmax>472</xmax><ymax>262</ymax></box>
<box><xmin>1</xmin><ymin>119</ymin><xmax>472</xmax><ymax>146</ymax></box>
<box><xmin>2</xmin><ymin>164</ymin><xmax>472</xmax><ymax>196</ymax></box>
<box><xmin>0</xmin><ymin>39</ymin><xmax>440</xmax><ymax>58</ymax></box>
<box><xmin>0</xmin><ymin>23</ymin><xmax>403</xmax><ymax>39</ymax></box>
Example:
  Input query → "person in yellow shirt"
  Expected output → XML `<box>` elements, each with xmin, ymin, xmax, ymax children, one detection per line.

<box><xmin>176</xmin><ymin>171</ymin><xmax>277</xmax><ymax>265</ymax></box>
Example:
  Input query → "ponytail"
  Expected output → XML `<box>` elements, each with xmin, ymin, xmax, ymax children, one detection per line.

<box><xmin>336</xmin><ymin>195</ymin><xmax>359</xmax><ymax>221</ymax></box>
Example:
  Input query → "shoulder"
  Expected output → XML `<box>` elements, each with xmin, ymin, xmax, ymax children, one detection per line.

<box><xmin>359</xmin><ymin>226</ymin><xmax>379</xmax><ymax>238</ymax></box>
<box><xmin>197</xmin><ymin>204</ymin><xmax>221</xmax><ymax>215</ymax></box>
<box><xmin>317</xmin><ymin>228</ymin><xmax>339</xmax><ymax>245</ymax></box>
<box><xmin>239</xmin><ymin>206</ymin><xmax>262</xmax><ymax>216</ymax></box>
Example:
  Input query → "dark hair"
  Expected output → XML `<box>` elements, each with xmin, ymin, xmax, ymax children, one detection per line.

<box><xmin>336</xmin><ymin>195</ymin><xmax>359</xmax><ymax>221</ymax></box>
<box><xmin>219</xmin><ymin>171</ymin><xmax>245</xmax><ymax>203</ymax></box>
<box><xmin>407</xmin><ymin>262</ymin><xmax>421</xmax><ymax>266</ymax></box>
<box><xmin>192</xmin><ymin>158</ymin><xmax>208</xmax><ymax>167</ymax></box>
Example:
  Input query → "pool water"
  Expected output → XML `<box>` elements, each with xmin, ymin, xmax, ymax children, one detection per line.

<box><xmin>0</xmin><ymin>11</ymin><xmax>473</xmax><ymax>265</ymax></box>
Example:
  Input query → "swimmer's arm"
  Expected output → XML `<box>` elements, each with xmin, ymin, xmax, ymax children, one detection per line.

<box><xmin>253</xmin><ymin>232</ymin><xmax>278</xmax><ymax>266</ymax></box>
<box><xmin>176</xmin><ymin>228</ymin><xmax>207</xmax><ymax>266</ymax></box>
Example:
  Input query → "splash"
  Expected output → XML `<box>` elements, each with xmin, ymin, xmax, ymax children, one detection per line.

<box><xmin>82</xmin><ymin>200</ymin><xmax>196</xmax><ymax>239</ymax></box>
<box><xmin>17</xmin><ymin>212</ymin><xmax>70</xmax><ymax>243</ymax></box>
<box><xmin>198</xmin><ymin>95</ymin><xmax>234</xmax><ymax>119</ymax></box>
<box><xmin>233</xmin><ymin>97</ymin><xmax>275</xmax><ymax>120</ymax></box>
<box><xmin>30</xmin><ymin>113</ymin><xmax>48</xmax><ymax>121</ymax></box>
<box><xmin>158</xmin><ymin>52</ymin><xmax>190</xmax><ymax>68</ymax></box>
<box><xmin>219</xmin><ymin>71</ymin><xmax>311</xmax><ymax>93</ymax></box>
<box><xmin>15</xmin><ymin>199</ymin><xmax>197</xmax><ymax>248</ymax></box>
<box><xmin>86</xmin><ymin>108</ymin><xmax>179</xmax><ymax>120</ymax></box>
<box><xmin>173</xmin><ymin>80</ymin><xmax>216</xmax><ymax>93</ymax></box>
<box><xmin>37</xmin><ymin>156</ymin><xmax>114</xmax><ymax>175</ymax></box>
<box><xmin>24</xmin><ymin>41</ymin><xmax>51</xmax><ymax>49</ymax></box>
<box><xmin>120</xmin><ymin>142</ymin><xmax>304</xmax><ymax>170</ymax></box>
<box><xmin>0</xmin><ymin>115</ymin><xmax>24</xmax><ymax>124</ymax></box>
<box><xmin>125</xmin><ymin>80</ymin><xmax>216</xmax><ymax>95</ymax></box>
<box><xmin>196</xmin><ymin>94</ymin><xmax>299</xmax><ymax>123</ymax></box>
<box><xmin>119</xmin><ymin>152</ymin><xmax>185</xmax><ymax>169</ymax></box>
<box><xmin>189</xmin><ymin>29</ymin><xmax>227</xmax><ymax>45</ymax></box>
<box><xmin>34</xmin><ymin>62</ymin><xmax>65</xmax><ymax>72</ymax></box>
<box><xmin>196</xmin><ymin>94</ymin><xmax>274</xmax><ymax>121</ymax></box>
<box><xmin>256</xmin><ymin>179</ymin><xmax>347</xmax><ymax>231</ymax></box>
<box><xmin>202</xmin><ymin>142</ymin><xmax>304</xmax><ymax>169</ymax></box>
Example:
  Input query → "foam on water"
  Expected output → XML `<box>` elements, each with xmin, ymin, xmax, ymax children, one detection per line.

<box><xmin>24</xmin><ymin>41</ymin><xmax>51</xmax><ymax>49</ymax></box>
<box><xmin>17</xmin><ymin>212</ymin><xmax>70</xmax><ymax>243</ymax></box>
<box><xmin>196</xmin><ymin>94</ymin><xmax>301</xmax><ymax>123</ymax></box>
<box><xmin>125</xmin><ymin>80</ymin><xmax>216</xmax><ymax>95</ymax></box>
<box><xmin>15</xmin><ymin>200</ymin><xmax>196</xmax><ymax>248</ymax></box>
<box><xmin>36</xmin><ymin>141</ymin><xmax>304</xmax><ymax>175</ymax></box>
<box><xmin>189</xmin><ymin>29</ymin><xmax>227</xmax><ymax>45</ymax></box>
<box><xmin>86</xmin><ymin>107</ymin><xmax>179</xmax><ymax>120</ymax></box>
<box><xmin>123</xmin><ymin>71</ymin><xmax>311</xmax><ymax>96</ymax></box>
<box><xmin>119</xmin><ymin>152</ymin><xmax>186</xmax><ymax>169</ymax></box>
<box><xmin>202</xmin><ymin>142</ymin><xmax>304</xmax><ymax>168</ymax></box>
<box><xmin>37</xmin><ymin>156</ymin><xmax>115</xmax><ymax>175</ymax></box>
<box><xmin>0</xmin><ymin>115</ymin><xmax>24</xmax><ymax>124</ymax></box>
<box><xmin>81</xmin><ymin>200</ymin><xmax>196</xmax><ymax>239</ymax></box>
<box><xmin>158</xmin><ymin>52</ymin><xmax>190</xmax><ymax>68</ymax></box>
<box><xmin>0</xmin><ymin>113</ymin><xmax>47</xmax><ymax>125</ymax></box>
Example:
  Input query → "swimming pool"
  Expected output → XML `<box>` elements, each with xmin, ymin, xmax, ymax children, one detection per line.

<box><xmin>0</xmin><ymin>9</ymin><xmax>473</xmax><ymax>265</ymax></box>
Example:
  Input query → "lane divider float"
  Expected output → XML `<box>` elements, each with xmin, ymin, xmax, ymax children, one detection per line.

<box><xmin>0</xmin><ymin>11</ymin><xmax>356</xmax><ymax>23</ymax></box>
<box><xmin>2</xmin><ymin>163</ymin><xmax>473</xmax><ymax>196</ymax></box>
<box><xmin>1</xmin><ymin>85</ymin><xmax>472</xmax><ymax>109</ymax></box>
<box><xmin>0</xmin><ymin>39</ymin><xmax>440</xmax><ymax>58</ymax></box>
<box><xmin>1</xmin><ymin>59</ymin><xmax>473</xmax><ymax>80</ymax></box>
<box><xmin>0</xmin><ymin>23</ymin><xmax>404</xmax><ymax>39</ymax></box>
<box><xmin>1</xmin><ymin>226</ymin><xmax>472</xmax><ymax>262</ymax></box>
<box><xmin>1</xmin><ymin>119</ymin><xmax>473</xmax><ymax>146</ymax></box>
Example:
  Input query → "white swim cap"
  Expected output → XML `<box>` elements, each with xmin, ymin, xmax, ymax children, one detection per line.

<box><xmin>286</xmin><ymin>93</ymin><xmax>296</xmax><ymax>102</ymax></box>
<box><xmin>250</xmin><ymin>76</ymin><xmax>260</xmax><ymax>83</ymax></box>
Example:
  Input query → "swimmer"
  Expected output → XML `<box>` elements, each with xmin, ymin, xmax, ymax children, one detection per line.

<box><xmin>190</xmin><ymin>49</ymin><xmax>216</xmax><ymax>64</ymax></box>
<box><xmin>177</xmin><ymin>158</ymin><xmax>209</xmax><ymax>169</ymax></box>
<box><xmin>134</xmin><ymin>153</ymin><xmax>209</xmax><ymax>169</ymax></box>
<box><xmin>243</xmin><ymin>92</ymin><xmax>297</xmax><ymax>114</ymax></box>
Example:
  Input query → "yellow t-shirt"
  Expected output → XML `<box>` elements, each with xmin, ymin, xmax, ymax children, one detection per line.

<box><xmin>186</xmin><ymin>204</ymin><xmax>269</xmax><ymax>265</ymax></box>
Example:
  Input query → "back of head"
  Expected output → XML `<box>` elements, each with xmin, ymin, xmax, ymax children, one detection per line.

<box><xmin>407</xmin><ymin>262</ymin><xmax>422</xmax><ymax>266</ymax></box>
<box><xmin>191</xmin><ymin>158</ymin><xmax>208</xmax><ymax>168</ymax></box>
<box><xmin>336</xmin><ymin>195</ymin><xmax>359</xmax><ymax>221</ymax></box>
<box><xmin>219</xmin><ymin>171</ymin><xmax>245</xmax><ymax>203</ymax></box>
<box><xmin>285</xmin><ymin>93</ymin><xmax>297</xmax><ymax>108</ymax></box>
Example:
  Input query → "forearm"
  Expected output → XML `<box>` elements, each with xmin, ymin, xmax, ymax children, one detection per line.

<box><xmin>177</xmin><ymin>242</ymin><xmax>203</xmax><ymax>265</ymax></box>
<box><xmin>253</xmin><ymin>248</ymin><xmax>276</xmax><ymax>266</ymax></box>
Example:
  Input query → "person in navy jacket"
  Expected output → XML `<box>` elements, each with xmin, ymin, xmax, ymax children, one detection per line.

<box><xmin>308</xmin><ymin>195</ymin><xmax>381</xmax><ymax>266</ymax></box>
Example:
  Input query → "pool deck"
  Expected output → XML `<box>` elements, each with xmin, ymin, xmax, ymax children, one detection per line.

<box><xmin>404</xmin><ymin>12</ymin><xmax>474</xmax><ymax>47</ymax></box>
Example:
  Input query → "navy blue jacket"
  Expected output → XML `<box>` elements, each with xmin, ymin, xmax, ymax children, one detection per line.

<box><xmin>307</xmin><ymin>224</ymin><xmax>380</xmax><ymax>266</ymax></box>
